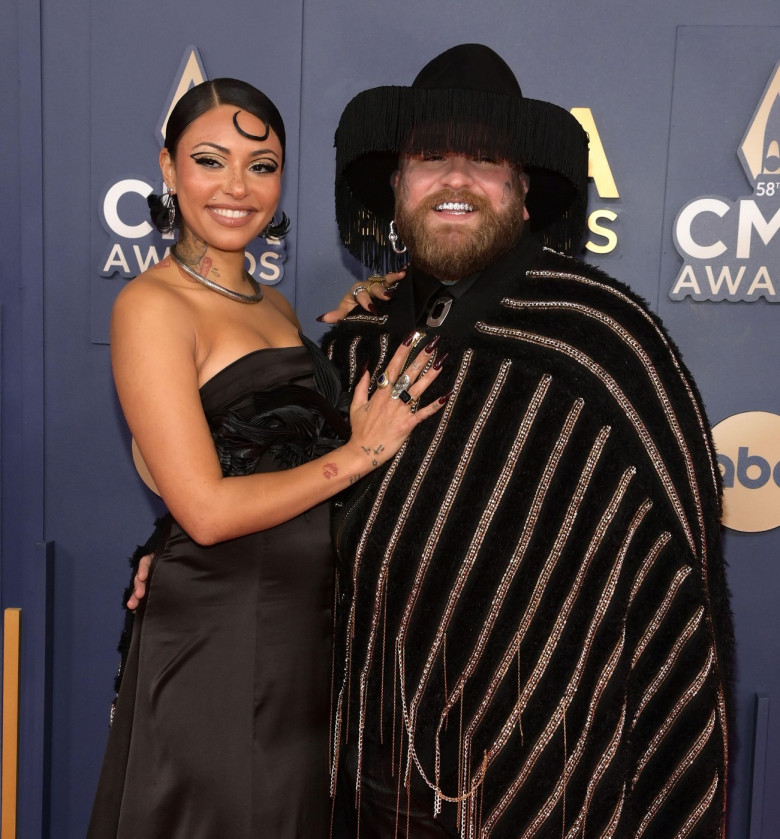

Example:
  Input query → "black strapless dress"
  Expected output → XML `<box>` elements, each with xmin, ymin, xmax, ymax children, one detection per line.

<box><xmin>88</xmin><ymin>340</ymin><xmax>348</xmax><ymax>839</ymax></box>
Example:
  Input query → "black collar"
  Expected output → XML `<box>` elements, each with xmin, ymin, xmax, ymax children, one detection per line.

<box><xmin>412</xmin><ymin>269</ymin><xmax>483</xmax><ymax>325</ymax></box>
<box><xmin>389</xmin><ymin>231</ymin><xmax>543</xmax><ymax>336</ymax></box>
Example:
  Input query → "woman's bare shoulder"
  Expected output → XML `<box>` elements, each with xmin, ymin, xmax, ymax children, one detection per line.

<box><xmin>111</xmin><ymin>260</ymin><xmax>198</xmax><ymax>351</ymax></box>
<box><xmin>113</xmin><ymin>260</ymin><xmax>189</xmax><ymax>316</ymax></box>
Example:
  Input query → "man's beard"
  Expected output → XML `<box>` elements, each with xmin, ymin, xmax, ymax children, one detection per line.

<box><xmin>394</xmin><ymin>189</ymin><xmax>526</xmax><ymax>283</ymax></box>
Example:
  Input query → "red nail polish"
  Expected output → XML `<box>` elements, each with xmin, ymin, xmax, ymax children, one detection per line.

<box><xmin>369</xmin><ymin>303</ymin><xmax>378</xmax><ymax>314</ymax></box>
<box><xmin>432</xmin><ymin>351</ymin><xmax>448</xmax><ymax>370</ymax></box>
<box><xmin>424</xmin><ymin>335</ymin><xmax>440</xmax><ymax>353</ymax></box>
<box><xmin>316</xmin><ymin>314</ymin><xmax>326</xmax><ymax>322</ymax></box>
<box><xmin>402</xmin><ymin>332</ymin><xmax>415</xmax><ymax>346</ymax></box>
<box><xmin>438</xmin><ymin>390</ymin><xmax>453</xmax><ymax>404</ymax></box>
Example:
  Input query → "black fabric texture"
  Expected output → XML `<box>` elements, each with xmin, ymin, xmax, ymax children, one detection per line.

<box><xmin>323</xmin><ymin>234</ymin><xmax>732</xmax><ymax>838</ymax></box>
<box><xmin>92</xmin><ymin>340</ymin><xmax>347</xmax><ymax>839</ymax></box>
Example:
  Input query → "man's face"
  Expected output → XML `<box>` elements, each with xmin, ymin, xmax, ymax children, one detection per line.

<box><xmin>391</xmin><ymin>152</ymin><xmax>529</xmax><ymax>282</ymax></box>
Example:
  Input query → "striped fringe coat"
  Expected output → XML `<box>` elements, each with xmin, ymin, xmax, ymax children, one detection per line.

<box><xmin>323</xmin><ymin>234</ymin><xmax>732</xmax><ymax>838</ymax></box>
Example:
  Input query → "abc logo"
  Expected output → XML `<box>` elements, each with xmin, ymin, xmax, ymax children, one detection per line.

<box><xmin>713</xmin><ymin>411</ymin><xmax>780</xmax><ymax>532</ymax></box>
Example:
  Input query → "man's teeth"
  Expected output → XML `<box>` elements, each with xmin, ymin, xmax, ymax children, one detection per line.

<box><xmin>435</xmin><ymin>202</ymin><xmax>473</xmax><ymax>212</ymax></box>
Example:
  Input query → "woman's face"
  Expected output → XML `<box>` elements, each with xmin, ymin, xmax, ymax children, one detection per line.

<box><xmin>160</xmin><ymin>104</ymin><xmax>283</xmax><ymax>254</ymax></box>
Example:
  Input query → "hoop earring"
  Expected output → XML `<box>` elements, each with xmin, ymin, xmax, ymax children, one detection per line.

<box><xmin>388</xmin><ymin>220</ymin><xmax>407</xmax><ymax>254</ymax></box>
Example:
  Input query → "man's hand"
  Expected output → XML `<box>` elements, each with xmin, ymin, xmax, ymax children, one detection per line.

<box><xmin>317</xmin><ymin>270</ymin><xmax>406</xmax><ymax>324</ymax></box>
<box><xmin>126</xmin><ymin>553</ymin><xmax>153</xmax><ymax>611</ymax></box>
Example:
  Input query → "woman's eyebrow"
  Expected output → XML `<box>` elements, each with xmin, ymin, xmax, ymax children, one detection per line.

<box><xmin>192</xmin><ymin>141</ymin><xmax>279</xmax><ymax>158</ymax></box>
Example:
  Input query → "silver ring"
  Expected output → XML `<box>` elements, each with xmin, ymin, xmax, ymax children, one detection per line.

<box><xmin>352</xmin><ymin>285</ymin><xmax>368</xmax><ymax>301</ymax></box>
<box><xmin>376</xmin><ymin>370</ymin><xmax>391</xmax><ymax>389</ymax></box>
<box><xmin>391</xmin><ymin>373</ymin><xmax>411</xmax><ymax>399</ymax></box>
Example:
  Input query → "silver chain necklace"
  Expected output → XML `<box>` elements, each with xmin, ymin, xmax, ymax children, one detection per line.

<box><xmin>170</xmin><ymin>248</ymin><xmax>263</xmax><ymax>304</ymax></box>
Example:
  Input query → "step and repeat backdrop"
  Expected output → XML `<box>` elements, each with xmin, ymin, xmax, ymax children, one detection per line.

<box><xmin>25</xmin><ymin>1</ymin><xmax>780</xmax><ymax>835</ymax></box>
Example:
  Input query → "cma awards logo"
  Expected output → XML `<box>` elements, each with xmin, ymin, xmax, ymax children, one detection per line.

<box><xmin>570</xmin><ymin>108</ymin><xmax>621</xmax><ymax>255</ymax></box>
<box><xmin>98</xmin><ymin>47</ymin><xmax>286</xmax><ymax>284</ymax></box>
<box><xmin>670</xmin><ymin>62</ymin><xmax>780</xmax><ymax>302</ymax></box>
<box><xmin>713</xmin><ymin>411</ymin><xmax>780</xmax><ymax>533</ymax></box>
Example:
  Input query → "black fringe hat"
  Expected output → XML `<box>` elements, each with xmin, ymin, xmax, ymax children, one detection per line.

<box><xmin>335</xmin><ymin>44</ymin><xmax>590</xmax><ymax>270</ymax></box>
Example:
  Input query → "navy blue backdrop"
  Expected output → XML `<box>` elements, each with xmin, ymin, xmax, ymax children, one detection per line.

<box><xmin>2</xmin><ymin>2</ymin><xmax>779</xmax><ymax>836</ymax></box>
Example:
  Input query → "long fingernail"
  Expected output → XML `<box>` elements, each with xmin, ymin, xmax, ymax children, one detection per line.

<box><xmin>432</xmin><ymin>351</ymin><xmax>448</xmax><ymax>370</ymax></box>
<box><xmin>438</xmin><ymin>390</ymin><xmax>453</xmax><ymax>404</ymax></box>
<box><xmin>402</xmin><ymin>331</ymin><xmax>415</xmax><ymax>346</ymax></box>
<box><xmin>368</xmin><ymin>303</ymin><xmax>377</xmax><ymax>314</ymax></box>
<box><xmin>316</xmin><ymin>314</ymin><xmax>326</xmax><ymax>322</ymax></box>
<box><xmin>424</xmin><ymin>335</ymin><xmax>441</xmax><ymax>353</ymax></box>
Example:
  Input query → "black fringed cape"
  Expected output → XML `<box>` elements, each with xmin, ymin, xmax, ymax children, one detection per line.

<box><xmin>323</xmin><ymin>234</ymin><xmax>732</xmax><ymax>838</ymax></box>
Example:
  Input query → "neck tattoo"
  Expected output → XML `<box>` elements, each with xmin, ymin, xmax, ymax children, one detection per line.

<box><xmin>170</xmin><ymin>247</ymin><xmax>263</xmax><ymax>304</ymax></box>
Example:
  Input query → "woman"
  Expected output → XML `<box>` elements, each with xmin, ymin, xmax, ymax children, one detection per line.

<box><xmin>88</xmin><ymin>78</ymin><xmax>443</xmax><ymax>839</ymax></box>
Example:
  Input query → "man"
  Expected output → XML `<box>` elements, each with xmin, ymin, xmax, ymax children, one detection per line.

<box><xmin>323</xmin><ymin>44</ymin><xmax>732</xmax><ymax>837</ymax></box>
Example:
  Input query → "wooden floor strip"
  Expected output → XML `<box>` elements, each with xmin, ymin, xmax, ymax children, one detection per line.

<box><xmin>2</xmin><ymin>608</ymin><xmax>22</xmax><ymax>839</ymax></box>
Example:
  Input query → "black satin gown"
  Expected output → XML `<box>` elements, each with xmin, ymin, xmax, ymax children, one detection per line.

<box><xmin>88</xmin><ymin>339</ymin><xmax>348</xmax><ymax>839</ymax></box>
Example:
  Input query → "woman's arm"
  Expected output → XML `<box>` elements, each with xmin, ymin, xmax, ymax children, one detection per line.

<box><xmin>112</xmin><ymin>278</ymin><xmax>442</xmax><ymax>546</ymax></box>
